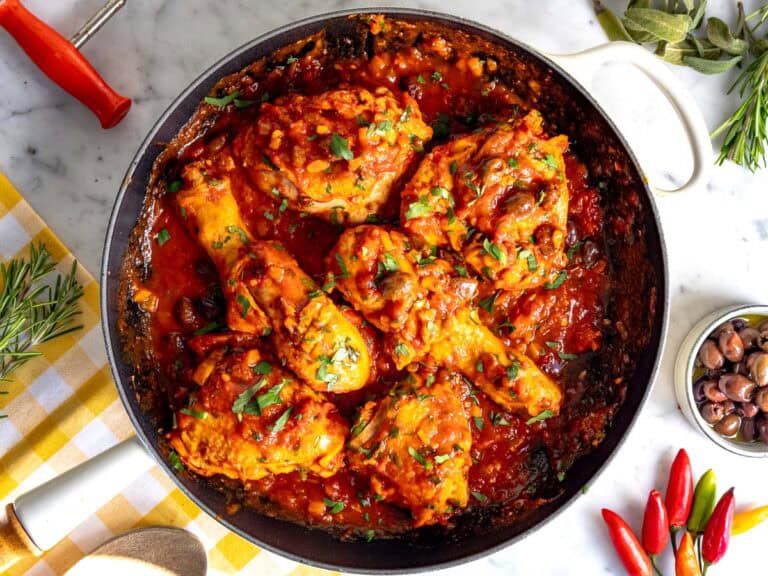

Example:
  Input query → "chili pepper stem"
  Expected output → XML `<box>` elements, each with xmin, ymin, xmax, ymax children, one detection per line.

<box><xmin>650</xmin><ymin>555</ymin><xmax>664</xmax><ymax>576</ymax></box>
<box><xmin>696</xmin><ymin>534</ymin><xmax>704</xmax><ymax>574</ymax></box>
<box><xmin>670</xmin><ymin>528</ymin><xmax>679</xmax><ymax>556</ymax></box>
<box><xmin>703</xmin><ymin>562</ymin><xmax>710</xmax><ymax>576</ymax></box>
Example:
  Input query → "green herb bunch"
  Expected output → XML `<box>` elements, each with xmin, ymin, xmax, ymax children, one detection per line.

<box><xmin>595</xmin><ymin>0</ymin><xmax>768</xmax><ymax>172</ymax></box>
<box><xmin>0</xmin><ymin>244</ymin><xmax>84</xmax><ymax>410</ymax></box>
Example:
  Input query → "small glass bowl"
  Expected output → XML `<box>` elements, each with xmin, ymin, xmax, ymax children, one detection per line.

<box><xmin>674</xmin><ymin>304</ymin><xmax>768</xmax><ymax>458</ymax></box>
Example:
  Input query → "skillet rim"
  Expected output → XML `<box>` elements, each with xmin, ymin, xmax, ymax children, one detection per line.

<box><xmin>100</xmin><ymin>7</ymin><xmax>670</xmax><ymax>572</ymax></box>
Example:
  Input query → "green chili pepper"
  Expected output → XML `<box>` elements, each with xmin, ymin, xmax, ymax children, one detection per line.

<box><xmin>688</xmin><ymin>469</ymin><xmax>717</xmax><ymax>534</ymax></box>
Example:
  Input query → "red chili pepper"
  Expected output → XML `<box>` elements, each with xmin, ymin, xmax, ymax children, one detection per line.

<box><xmin>702</xmin><ymin>487</ymin><xmax>735</xmax><ymax>566</ymax></box>
<box><xmin>642</xmin><ymin>489</ymin><xmax>669</xmax><ymax>556</ymax></box>
<box><xmin>602</xmin><ymin>508</ymin><xmax>652</xmax><ymax>576</ymax></box>
<box><xmin>665</xmin><ymin>449</ymin><xmax>693</xmax><ymax>529</ymax></box>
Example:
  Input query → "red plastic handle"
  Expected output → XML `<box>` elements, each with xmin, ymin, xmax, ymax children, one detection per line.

<box><xmin>0</xmin><ymin>0</ymin><xmax>131</xmax><ymax>128</ymax></box>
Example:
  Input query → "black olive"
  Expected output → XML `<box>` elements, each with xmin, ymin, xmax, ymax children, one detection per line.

<box><xmin>737</xmin><ymin>402</ymin><xmax>759</xmax><ymax>418</ymax></box>
<box><xmin>741</xmin><ymin>417</ymin><xmax>757</xmax><ymax>441</ymax></box>
<box><xmin>739</xmin><ymin>328</ymin><xmax>761</xmax><ymax>350</ymax></box>
<box><xmin>751</xmin><ymin>353</ymin><xmax>768</xmax><ymax>387</ymax></box>
<box><xmin>174</xmin><ymin>297</ymin><xmax>202</xmax><ymax>331</ymax></box>
<box><xmin>756</xmin><ymin>416</ymin><xmax>768</xmax><ymax>444</ymax></box>
<box><xmin>698</xmin><ymin>340</ymin><xmax>724</xmax><ymax>370</ymax></box>
<box><xmin>700</xmin><ymin>401</ymin><xmax>726</xmax><ymax>424</ymax></box>
<box><xmin>703</xmin><ymin>379</ymin><xmax>727</xmax><ymax>402</ymax></box>
<box><xmin>732</xmin><ymin>318</ymin><xmax>748</xmax><ymax>331</ymax></box>
<box><xmin>693</xmin><ymin>377</ymin><xmax>708</xmax><ymax>403</ymax></box>
<box><xmin>718</xmin><ymin>330</ymin><xmax>745</xmax><ymax>362</ymax></box>
<box><xmin>754</xmin><ymin>388</ymin><xmax>768</xmax><ymax>412</ymax></box>
<box><xmin>714</xmin><ymin>413</ymin><xmax>741</xmax><ymax>436</ymax></box>
<box><xmin>718</xmin><ymin>373</ymin><xmax>756</xmax><ymax>402</ymax></box>
<box><xmin>703</xmin><ymin>379</ymin><xmax>728</xmax><ymax>402</ymax></box>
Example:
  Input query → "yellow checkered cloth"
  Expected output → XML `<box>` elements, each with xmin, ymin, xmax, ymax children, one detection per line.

<box><xmin>0</xmin><ymin>172</ymin><xmax>336</xmax><ymax>576</ymax></box>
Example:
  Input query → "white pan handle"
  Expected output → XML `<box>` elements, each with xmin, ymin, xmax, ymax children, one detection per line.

<box><xmin>548</xmin><ymin>41</ymin><xmax>713</xmax><ymax>195</ymax></box>
<box><xmin>11</xmin><ymin>436</ymin><xmax>153</xmax><ymax>552</ymax></box>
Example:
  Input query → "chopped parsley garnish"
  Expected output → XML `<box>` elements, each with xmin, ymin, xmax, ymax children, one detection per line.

<box><xmin>434</xmin><ymin>454</ymin><xmax>451</xmax><ymax>464</ymax></box>
<box><xmin>226</xmin><ymin>225</ymin><xmax>249</xmax><ymax>243</ymax></box>
<box><xmin>526</xmin><ymin>409</ymin><xmax>555</xmax><ymax>425</ymax></box>
<box><xmin>380</xmin><ymin>252</ymin><xmax>399</xmax><ymax>272</ymax></box>
<box><xmin>233</xmin><ymin>98</ymin><xmax>257</xmax><ymax>109</ymax></box>
<box><xmin>231</xmin><ymin>379</ymin><xmax>268</xmax><ymax>414</ymax></box>
<box><xmin>482</xmin><ymin>239</ymin><xmax>505</xmax><ymax>263</ymax></box>
<box><xmin>168</xmin><ymin>450</ymin><xmax>184</xmax><ymax>471</ymax></box>
<box><xmin>350</xmin><ymin>419</ymin><xmax>368</xmax><ymax>438</ymax></box>
<box><xmin>404</xmin><ymin>196</ymin><xmax>431</xmax><ymax>219</ymax></box>
<box><xmin>330</xmin><ymin>132</ymin><xmax>354</xmax><ymax>161</ymax></box>
<box><xmin>365</xmin><ymin>530</ymin><xmax>375</xmax><ymax>542</ymax></box>
<box><xmin>192</xmin><ymin>321</ymin><xmax>223</xmax><ymax>336</ymax></box>
<box><xmin>251</xmin><ymin>360</ymin><xmax>272</xmax><ymax>375</ymax></box>
<box><xmin>566</xmin><ymin>241</ymin><xmax>583</xmax><ymax>260</ymax></box>
<box><xmin>558</xmin><ymin>352</ymin><xmax>579</xmax><ymax>361</ymax></box>
<box><xmin>454</xmin><ymin>264</ymin><xmax>468</xmax><ymax>277</ymax></box>
<box><xmin>335</xmin><ymin>254</ymin><xmax>350</xmax><ymax>279</ymax></box>
<box><xmin>507</xmin><ymin>157</ymin><xmax>519</xmax><ymax>168</ymax></box>
<box><xmin>471</xmin><ymin>491</ymin><xmax>488</xmax><ymax>503</ymax></box>
<box><xmin>167</xmin><ymin>179</ymin><xmax>183</xmax><ymax>194</ymax></box>
<box><xmin>323</xmin><ymin>498</ymin><xmax>345</xmax><ymax>514</ymax></box>
<box><xmin>544</xmin><ymin>271</ymin><xmax>567</xmax><ymax>290</ymax></box>
<box><xmin>545</xmin><ymin>341</ymin><xmax>560</xmax><ymax>350</ymax></box>
<box><xmin>473</xmin><ymin>416</ymin><xmax>484</xmax><ymax>431</ymax></box>
<box><xmin>475</xmin><ymin>359</ymin><xmax>484</xmax><ymax>373</ymax></box>
<box><xmin>394</xmin><ymin>342</ymin><xmax>409</xmax><ymax>357</ymax></box>
<box><xmin>236</xmin><ymin>294</ymin><xmax>250</xmax><ymax>317</ymax></box>
<box><xmin>543</xmin><ymin>154</ymin><xmax>558</xmax><ymax>170</ymax></box>
<box><xmin>416</xmin><ymin>74</ymin><xmax>426</xmax><ymax>84</ymax></box>
<box><xmin>204</xmin><ymin>90</ymin><xmax>240</xmax><ymax>107</ymax></box>
<box><xmin>156</xmin><ymin>228</ymin><xmax>171</xmax><ymax>246</ymax></box>
<box><xmin>490</xmin><ymin>411</ymin><xmax>511</xmax><ymax>427</ymax></box>
<box><xmin>316</xmin><ymin>355</ymin><xmax>339</xmax><ymax>386</ymax></box>
<box><xmin>263</xmin><ymin>211</ymin><xmax>275</xmax><ymax>222</ymax></box>
<box><xmin>506</xmin><ymin>362</ymin><xmax>520</xmax><ymax>381</ymax></box>
<box><xmin>431</xmin><ymin>71</ymin><xmax>443</xmax><ymax>82</ymax></box>
<box><xmin>449</xmin><ymin>160</ymin><xmax>458</xmax><ymax>175</ymax></box>
<box><xmin>278</xmin><ymin>197</ymin><xmax>289</xmax><ymax>214</ymax></box>
<box><xmin>180</xmin><ymin>408</ymin><xmax>207</xmax><ymax>420</ymax></box>
<box><xmin>518</xmin><ymin>248</ymin><xmax>537</xmax><ymax>272</ymax></box>
<box><xmin>407</xmin><ymin>446</ymin><xmax>432</xmax><ymax>470</ymax></box>
<box><xmin>399</xmin><ymin>106</ymin><xmax>412</xmax><ymax>123</ymax></box>
<box><xmin>270</xmin><ymin>407</ymin><xmax>292</xmax><ymax>432</ymax></box>
<box><xmin>425</xmin><ymin>374</ymin><xmax>435</xmax><ymax>387</ymax></box>
<box><xmin>478</xmin><ymin>291</ymin><xmax>498</xmax><ymax>314</ymax></box>
<box><xmin>286</xmin><ymin>55</ymin><xmax>298</xmax><ymax>64</ymax></box>
<box><xmin>430</xmin><ymin>186</ymin><xmax>453</xmax><ymax>205</ymax></box>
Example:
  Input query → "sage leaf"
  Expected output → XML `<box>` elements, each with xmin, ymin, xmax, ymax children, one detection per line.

<box><xmin>690</xmin><ymin>0</ymin><xmax>708</xmax><ymax>29</ymax></box>
<box><xmin>657</xmin><ymin>39</ymin><xmax>719</xmax><ymax>65</ymax></box>
<box><xmin>624</xmin><ymin>8</ymin><xmax>692</xmax><ymax>43</ymax></box>
<box><xmin>622</xmin><ymin>17</ymin><xmax>659</xmax><ymax>43</ymax></box>
<box><xmin>596</xmin><ymin>5</ymin><xmax>634</xmax><ymax>42</ymax></box>
<box><xmin>683</xmin><ymin>54</ymin><xmax>742</xmax><ymax>74</ymax></box>
<box><xmin>706</xmin><ymin>17</ymin><xmax>748</xmax><ymax>56</ymax></box>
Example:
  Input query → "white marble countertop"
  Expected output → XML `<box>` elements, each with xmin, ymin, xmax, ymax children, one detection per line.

<box><xmin>2</xmin><ymin>0</ymin><xmax>768</xmax><ymax>574</ymax></box>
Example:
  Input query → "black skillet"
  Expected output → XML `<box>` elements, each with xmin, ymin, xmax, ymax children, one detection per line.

<box><xmin>101</xmin><ymin>8</ymin><xmax>677</xmax><ymax>573</ymax></box>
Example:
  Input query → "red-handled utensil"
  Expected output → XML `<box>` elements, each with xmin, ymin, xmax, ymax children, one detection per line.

<box><xmin>0</xmin><ymin>0</ymin><xmax>131</xmax><ymax>128</ymax></box>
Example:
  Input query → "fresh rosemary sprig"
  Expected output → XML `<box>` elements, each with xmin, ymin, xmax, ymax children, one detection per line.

<box><xmin>595</xmin><ymin>0</ymin><xmax>768</xmax><ymax>172</ymax></box>
<box><xmin>0</xmin><ymin>244</ymin><xmax>84</xmax><ymax>401</ymax></box>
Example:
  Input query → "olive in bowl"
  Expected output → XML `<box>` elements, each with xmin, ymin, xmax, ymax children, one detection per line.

<box><xmin>675</xmin><ymin>305</ymin><xmax>768</xmax><ymax>458</ymax></box>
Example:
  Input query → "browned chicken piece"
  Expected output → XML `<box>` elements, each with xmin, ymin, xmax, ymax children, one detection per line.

<box><xmin>169</xmin><ymin>347</ymin><xmax>347</xmax><ymax>481</ymax></box>
<box><xmin>232</xmin><ymin>86</ymin><xmax>432</xmax><ymax>224</ymax></box>
<box><xmin>177</xmin><ymin>161</ymin><xmax>371</xmax><ymax>393</ymax></box>
<box><xmin>348</xmin><ymin>370</ymin><xmax>472</xmax><ymax>526</ymax></box>
<box><xmin>327</xmin><ymin>225</ymin><xmax>476</xmax><ymax>368</ymax></box>
<box><xmin>400</xmin><ymin>110</ymin><xmax>569</xmax><ymax>292</ymax></box>
<box><xmin>328</xmin><ymin>225</ymin><xmax>562</xmax><ymax>417</ymax></box>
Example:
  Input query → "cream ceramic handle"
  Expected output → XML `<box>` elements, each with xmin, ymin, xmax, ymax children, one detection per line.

<box><xmin>548</xmin><ymin>41</ymin><xmax>713</xmax><ymax>194</ymax></box>
<box><xmin>0</xmin><ymin>436</ymin><xmax>153</xmax><ymax>570</ymax></box>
